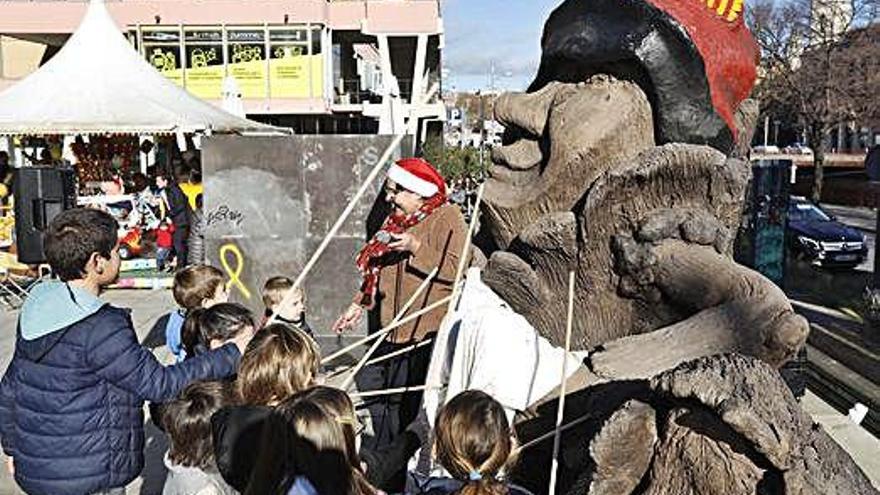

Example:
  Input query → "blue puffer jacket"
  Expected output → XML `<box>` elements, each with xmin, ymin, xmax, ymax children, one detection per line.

<box><xmin>0</xmin><ymin>281</ymin><xmax>241</xmax><ymax>495</ymax></box>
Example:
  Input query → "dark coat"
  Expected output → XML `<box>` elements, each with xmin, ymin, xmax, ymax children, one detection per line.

<box><xmin>409</xmin><ymin>476</ymin><xmax>535</xmax><ymax>495</ymax></box>
<box><xmin>212</xmin><ymin>405</ymin><xmax>275</xmax><ymax>492</ymax></box>
<box><xmin>164</xmin><ymin>182</ymin><xmax>192</xmax><ymax>227</ymax></box>
<box><xmin>0</xmin><ymin>288</ymin><xmax>240</xmax><ymax>495</ymax></box>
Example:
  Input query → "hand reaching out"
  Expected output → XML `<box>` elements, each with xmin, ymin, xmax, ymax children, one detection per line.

<box><xmin>333</xmin><ymin>303</ymin><xmax>364</xmax><ymax>333</ymax></box>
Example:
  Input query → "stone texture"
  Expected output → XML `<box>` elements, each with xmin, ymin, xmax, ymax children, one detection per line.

<box><xmin>202</xmin><ymin>135</ymin><xmax>409</xmax><ymax>332</ymax></box>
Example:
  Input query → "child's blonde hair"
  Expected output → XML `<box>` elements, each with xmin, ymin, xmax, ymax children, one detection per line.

<box><xmin>261</xmin><ymin>276</ymin><xmax>304</xmax><ymax>310</ymax></box>
<box><xmin>236</xmin><ymin>324</ymin><xmax>320</xmax><ymax>405</ymax></box>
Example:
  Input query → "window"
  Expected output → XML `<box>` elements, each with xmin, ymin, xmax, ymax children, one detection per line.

<box><xmin>142</xmin><ymin>28</ymin><xmax>183</xmax><ymax>85</ymax></box>
<box><xmin>269</xmin><ymin>28</ymin><xmax>310</xmax><ymax>98</ymax></box>
<box><xmin>228</xmin><ymin>28</ymin><xmax>268</xmax><ymax>98</ymax></box>
<box><xmin>184</xmin><ymin>28</ymin><xmax>224</xmax><ymax>98</ymax></box>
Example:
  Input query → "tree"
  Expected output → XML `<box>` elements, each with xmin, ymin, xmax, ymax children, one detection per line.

<box><xmin>421</xmin><ymin>134</ymin><xmax>485</xmax><ymax>183</ymax></box>
<box><xmin>748</xmin><ymin>0</ymin><xmax>880</xmax><ymax>202</ymax></box>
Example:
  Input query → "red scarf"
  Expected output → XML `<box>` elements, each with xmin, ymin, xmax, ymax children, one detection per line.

<box><xmin>355</xmin><ymin>193</ymin><xmax>447</xmax><ymax>308</ymax></box>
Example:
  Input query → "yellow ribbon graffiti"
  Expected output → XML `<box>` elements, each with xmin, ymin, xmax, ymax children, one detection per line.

<box><xmin>220</xmin><ymin>243</ymin><xmax>252</xmax><ymax>299</ymax></box>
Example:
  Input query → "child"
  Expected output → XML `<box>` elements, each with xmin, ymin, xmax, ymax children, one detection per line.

<box><xmin>156</xmin><ymin>217</ymin><xmax>175</xmax><ymax>271</ymax></box>
<box><xmin>0</xmin><ymin>208</ymin><xmax>248</xmax><ymax>495</ymax></box>
<box><xmin>153</xmin><ymin>303</ymin><xmax>255</xmax><ymax>431</ymax></box>
<box><xmin>162</xmin><ymin>381</ymin><xmax>238</xmax><ymax>495</ymax></box>
<box><xmin>180</xmin><ymin>302</ymin><xmax>256</xmax><ymax>360</ymax></box>
<box><xmin>413</xmin><ymin>390</ymin><xmax>534</xmax><ymax>495</ymax></box>
<box><xmin>274</xmin><ymin>386</ymin><xmax>381</xmax><ymax>495</ymax></box>
<box><xmin>261</xmin><ymin>276</ymin><xmax>314</xmax><ymax>337</ymax></box>
<box><xmin>166</xmin><ymin>265</ymin><xmax>228</xmax><ymax>362</ymax></box>
<box><xmin>212</xmin><ymin>323</ymin><xmax>321</xmax><ymax>491</ymax></box>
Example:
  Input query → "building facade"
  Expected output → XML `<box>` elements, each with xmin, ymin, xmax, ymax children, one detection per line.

<box><xmin>0</xmin><ymin>0</ymin><xmax>444</xmax><ymax>136</ymax></box>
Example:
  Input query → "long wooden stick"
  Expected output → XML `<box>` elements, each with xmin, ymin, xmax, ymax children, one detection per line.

<box><xmin>351</xmin><ymin>384</ymin><xmax>428</xmax><ymax>399</ymax></box>
<box><xmin>328</xmin><ymin>338</ymin><xmax>434</xmax><ymax>378</ymax></box>
<box><xmin>265</xmin><ymin>133</ymin><xmax>405</xmax><ymax>326</ymax></box>
<box><xmin>516</xmin><ymin>414</ymin><xmax>592</xmax><ymax>453</ymax></box>
<box><xmin>340</xmin><ymin>267</ymin><xmax>439</xmax><ymax>389</ymax></box>
<box><xmin>446</xmin><ymin>182</ymin><xmax>485</xmax><ymax>314</ymax></box>
<box><xmin>321</xmin><ymin>294</ymin><xmax>453</xmax><ymax>364</ymax></box>
<box><xmin>267</xmin><ymin>82</ymin><xmax>440</xmax><ymax>326</ymax></box>
<box><xmin>549</xmin><ymin>271</ymin><xmax>575</xmax><ymax>495</ymax></box>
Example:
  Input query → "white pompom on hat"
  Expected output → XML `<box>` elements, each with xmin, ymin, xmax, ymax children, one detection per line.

<box><xmin>387</xmin><ymin>157</ymin><xmax>446</xmax><ymax>198</ymax></box>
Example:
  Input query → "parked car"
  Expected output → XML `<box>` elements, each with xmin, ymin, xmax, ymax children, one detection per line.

<box><xmin>783</xmin><ymin>143</ymin><xmax>813</xmax><ymax>155</ymax></box>
<box><xmin>787</xmin><ymin>197</ymin><xmax>867</xmax><ymax>268</ymax></box>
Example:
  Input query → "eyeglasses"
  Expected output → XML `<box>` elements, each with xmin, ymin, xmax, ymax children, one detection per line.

<box><xmin>384</xmin><ymin>183</ymin><xmax>403</xmax><ymax>196</ymax></box>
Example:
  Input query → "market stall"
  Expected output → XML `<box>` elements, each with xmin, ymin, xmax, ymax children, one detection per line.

<box><xmin>0</xmin><ymin>0</ymin><xmax>288</xmax><ymax>288</ymax></box>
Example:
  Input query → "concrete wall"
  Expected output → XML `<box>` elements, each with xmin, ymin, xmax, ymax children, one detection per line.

<box><xmin>202</xmin><ymin>135</ymin><xmax>409</xmax><ymax>336</ymax></box>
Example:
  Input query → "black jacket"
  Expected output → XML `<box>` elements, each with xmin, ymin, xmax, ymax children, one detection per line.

<box><xmin>212</xmin><ymin>405</ymin><xmax>275</xmax><ymax>492</ymax></box>
<box><xmin>409</xmin><ymin>476</ymin><xmax>535</xmax><ymax>495</ymax></box>
<box><xmin>164</xmin><ymin>182</ymin><xmax>192</xmax><ymax>226</ymax></box>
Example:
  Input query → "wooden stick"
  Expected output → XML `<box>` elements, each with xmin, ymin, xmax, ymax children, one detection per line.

<box><xmin>446</xmin><ymin>182</ymin><xmax>485</xmax><ymax>314</ymax></box>
<box><xmin>516</xmin><ymin>414</ymin><xmax>592</xmax><ymax>452</ymax></box>
<box><xmin>326</xmin><ymin>338</ymin><xmax>434</xmax><ymax>379</ymax></box>
<box><xmin>340</xmin><ymin>268</ymin><xmax>439</xmax><ymax>389</ymax></box>
<box><xmin>266</xmin><ymin>132</ymin><xmax>406</xmax><ymax>326</ymax></box>
<box><xmin>351</xmin><ymin>384</ymin><xmax>428</xmax><ymax>399</ymax></box>
<box><xmin>549</xmin><ymin>271</ymin><xmax>576</xmax><ymax>495</ymax></box>
<box><xmin>321</xmin><ymin>294</ymin><xmax>453</xmax><ymax>364</ymax></box>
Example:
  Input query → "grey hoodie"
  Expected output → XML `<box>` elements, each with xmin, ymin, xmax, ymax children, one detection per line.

<box><xmin>163</xmin><ymin>452</ymin><xmax>239</xmax><ymax>495</ymax></box>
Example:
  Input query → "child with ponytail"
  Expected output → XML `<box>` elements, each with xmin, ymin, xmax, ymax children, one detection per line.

<box><xmin>416</xmin><ymin>390</ymin><xmax>533</xmax><ymax>495</ymax></box>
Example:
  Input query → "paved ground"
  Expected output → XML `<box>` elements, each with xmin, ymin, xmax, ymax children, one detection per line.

<box><xmin>0</xmin><ymin>288</ymin><xmax>878</xmax><ymax>493</ymax></box>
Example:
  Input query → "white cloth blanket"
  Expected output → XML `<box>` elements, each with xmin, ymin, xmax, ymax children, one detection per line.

<box><xmin>413</xmin><ymin>268</ymin><xmax>583</xmax><ymax>476</ymax></box>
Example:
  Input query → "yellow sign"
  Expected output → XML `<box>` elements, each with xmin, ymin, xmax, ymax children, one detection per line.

<box><xmin>147</xmin><ymin>46</ymin><xmax>183</xmax><ymax>86</ymax></box>
<box><xmin>229</xmin><ymin>44</ymin><xmax>267</xmax><ymax>98</ymax></box>
<box><xmin>185</xmin><ymin>46</ymin><xmax>224</xmax><ymax>99</ymax></box>
<box><xmin>270</xmin><ymin>54</ymin><xmax>323</xmax><ymax>98</ymax></box>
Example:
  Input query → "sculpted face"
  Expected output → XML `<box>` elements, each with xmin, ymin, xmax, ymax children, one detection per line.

<box><xmin>477</xmin><ymin>0</ymin><xmax>762</xmax><ymax>350</ymax></box>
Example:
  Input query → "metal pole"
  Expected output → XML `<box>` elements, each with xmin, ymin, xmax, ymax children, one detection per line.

<box><xmin>874</xmin><ymin>188</ymin><xmax>880</xmax><ymax>289</ymax></box>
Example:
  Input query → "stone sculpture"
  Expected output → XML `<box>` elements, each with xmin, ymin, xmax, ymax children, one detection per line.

<box><xmin>475</xmin><ymin>0</ymin><xmax>878</xmax><ymax>492</ymax></box>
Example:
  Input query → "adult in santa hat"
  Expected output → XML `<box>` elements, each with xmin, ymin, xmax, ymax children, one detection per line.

<box><xmin>333</xmin><ymin>157</ymin><xmax>467</xmax><ymax>487</ymax></box>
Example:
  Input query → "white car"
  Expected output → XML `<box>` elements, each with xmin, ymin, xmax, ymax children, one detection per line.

<box><xmin>784</xmin><ymin>144</ymin><xmax>813</xmax><ymax>155</ymax></box>
<box><xmin>752</xmin><ymin>145</ymin><xmax>781</xmax><ymax>154</ymax></box>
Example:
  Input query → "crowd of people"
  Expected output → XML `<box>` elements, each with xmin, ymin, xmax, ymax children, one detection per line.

<box><xmin>0</xmin><ymin>158</ymin><xmax>535</xmax><ymax>495</ymax></box>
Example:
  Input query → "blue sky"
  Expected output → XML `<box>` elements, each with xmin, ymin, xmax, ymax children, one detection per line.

<box><xmin>442</xmin><ymin>0</ymin><xmax>561</xmax><ymax>92</ymax></box>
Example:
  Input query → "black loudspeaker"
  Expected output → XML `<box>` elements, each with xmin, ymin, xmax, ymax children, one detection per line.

<box><xmin>13</xmin><ymin>167</ymin><xmax>77</xmax><ymax>264</ymax></box>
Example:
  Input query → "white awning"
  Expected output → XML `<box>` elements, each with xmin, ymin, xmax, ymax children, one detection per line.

<box><xmin>0</xmin><ymin>0</ymin><xmax>288</xmax><ymax>136</ymax></box>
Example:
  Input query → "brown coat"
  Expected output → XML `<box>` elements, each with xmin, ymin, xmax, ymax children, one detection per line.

<box><xmin>377</xmin><ymin>204</ymin><xmax>467</xmax><ymax>343</ymax></box>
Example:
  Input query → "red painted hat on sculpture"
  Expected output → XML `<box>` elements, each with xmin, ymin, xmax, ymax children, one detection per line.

<box><xmin>642</xmin><ymin>0</ymin><xmax>759</xmax><ymax>139</ymax></box>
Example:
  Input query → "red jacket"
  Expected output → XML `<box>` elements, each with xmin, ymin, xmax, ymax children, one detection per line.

<box><xmin>156</xmin><ymin>223</ymin><xmax>175</xmax><ymax>249</ymax></box>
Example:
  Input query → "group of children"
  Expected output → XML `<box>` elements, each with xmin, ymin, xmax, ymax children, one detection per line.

<box><xmin>0</xmin><ymin>207</ymin><xmax>532</xmax><ymax>495</ymax></box>
<box><xmin>158</xmin><ymin>264</ymin><xmax>532</xmax><ymax>495</ymax></box>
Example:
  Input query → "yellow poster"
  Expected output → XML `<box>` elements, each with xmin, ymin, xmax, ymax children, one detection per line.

<box><xmin>185</xmin><ymin>46</ymin><xmax>224</xmax><ymax>99</ymax></box>
<box><xmin>228</xmin><ymin>44</ymin><xmax>267</xmax><ymax>98</ymax></box>
<box><xmin>269</xmin><ymin>54</ymin><xmax>323</xmax><ymax>98</ymax></box>
<box><xmin>147</xmin><ymin>46</ymin><xmax>183</xmax><ymax>86</ymax></box>
<box><xmin>185</xmin><ymin>66</ymin><xmax>224</xmax><ymax>99</ymax></box>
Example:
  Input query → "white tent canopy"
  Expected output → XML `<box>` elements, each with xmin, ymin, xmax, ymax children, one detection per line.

<box><xmin>0</xmin><ymin>0</ymin><xmax>285</xmax><ymax>135</ymax></box>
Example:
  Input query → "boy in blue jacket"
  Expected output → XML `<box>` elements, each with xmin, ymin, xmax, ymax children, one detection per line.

<box><xmin>0</xmin><ymin>208</ymin><xmax>249</xmax><ymax>495</ymax></box>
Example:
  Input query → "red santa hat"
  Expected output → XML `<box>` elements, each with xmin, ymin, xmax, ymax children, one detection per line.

<box><xmin>387</xmin><ymin>157</ymin><xmax>446</xmax><ymax>198</ymax></box>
